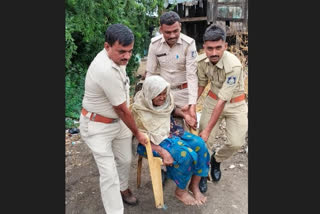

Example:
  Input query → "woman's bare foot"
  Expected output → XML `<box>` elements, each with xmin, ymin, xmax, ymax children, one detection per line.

<box><xmin>188</xmin><ymin>184</ymin><xmax>207</xmax><ymax>205</ymax></box>
<box><xmin>175</xmin><ymin>187</ymin><xmax>198</xmax><ymax>205</ymax></box>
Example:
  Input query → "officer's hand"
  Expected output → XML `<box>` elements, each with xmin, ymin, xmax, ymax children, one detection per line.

<box><xmin>199</xmin><ymin>129</ymin><xmax>210</xmax><ymax>142</ymax></box>
<box><xmin>188</xmin><ymin>104</ymin><xmax>197</xmax><ymax>120</ymax></box>
<box><xmin>181</xmin><ymin>104</ymin><xmax>190</xmax><ymax>112</ymax></box>
<box><xmin>184</xmin><ymin>114</ymin><xmax>197</xmax><ymax>130</ymax></box>
<box><xmin>136</xmin><ymin>131</ymin><xmax>148</xmax><ymax>146</ymax></box>
<box><xmin>181</xmin><ymin>104</ymin><xmax>196</xmax><ymax>117</ymax></box>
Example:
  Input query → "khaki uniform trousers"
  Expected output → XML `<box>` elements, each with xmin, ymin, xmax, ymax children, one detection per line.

<box><xmin>79</xmin><ymin>112</ymin><xmax>133</xmax><ymax>214</ymax></box>
<box><xmin>199</xmin><ymin>95</ymin><xmax>248</xmax><ymax>163</ymax></box>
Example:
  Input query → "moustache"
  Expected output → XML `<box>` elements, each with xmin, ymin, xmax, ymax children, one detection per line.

<box><xmin>210</xmin><ymin>55</ymin><xmax>219</xmax><ymax>59</ymax></box>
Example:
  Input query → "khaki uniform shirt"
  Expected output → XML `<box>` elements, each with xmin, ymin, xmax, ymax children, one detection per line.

<box><xmin>197</xmin><ymin>51</ymin><xmax>245</xmax><ymax>102</ymax></box>
<box><xmin>146</xmin><ymin>33</ymin><xmax>198</xmax><ymax>106</ymax></box>
<box><xmin>82</xmin><ymin>49</ymin><xmax>130</xmax><ymax>118</ymax></box>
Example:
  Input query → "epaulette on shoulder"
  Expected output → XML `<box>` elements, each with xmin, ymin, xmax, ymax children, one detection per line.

<box><xmin>180</xmin><ymin>33</ymin><xmax>194</xmax><ymax>44</ymax></box>
<box><xmin>224</xmin><ymin>51</ymin><xmax>242</xmax><ymax>67</ymax></box>
<box><xmin>196</xmin><ymin>53</ymin><xmax>207</xmax><ymax>62</ymax></box>
<box><xmin>151</xmin><ymin>35</ymin><xmax>162</xmax><ymax>43</ymax></box>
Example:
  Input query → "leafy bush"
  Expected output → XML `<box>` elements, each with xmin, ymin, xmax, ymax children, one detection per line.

<box><xmin>65</xmin><ymin>0</ymin><xmax>166</xmax><ymax>125</ymax></box>
<box><xmin>65</xmin><ymin>118</ymin><xmax>76</xmax><ymax>129</ymax></box>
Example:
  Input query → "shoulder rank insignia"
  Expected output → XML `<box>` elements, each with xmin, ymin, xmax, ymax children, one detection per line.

<box><xmin>196</xmin><ymin>53</ymin><xmax>207</xmax><ymax>62</ymax></box>
<box><xmin>191</xmin><ymin>51</ymin><xmax>196</xmax><ymax>58</ymax></box>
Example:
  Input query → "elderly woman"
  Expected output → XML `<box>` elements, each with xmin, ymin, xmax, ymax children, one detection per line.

<box><xmin>131</xmin><ymin>76</ymin><xmax>210</xmax><ymax>206</ymax></box>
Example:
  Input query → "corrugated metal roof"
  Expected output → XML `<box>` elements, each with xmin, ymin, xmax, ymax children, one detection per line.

<box><xmin>168</xmin><ymin>0</ymin><xmax>197</xmax><ymax>4</ymax></box>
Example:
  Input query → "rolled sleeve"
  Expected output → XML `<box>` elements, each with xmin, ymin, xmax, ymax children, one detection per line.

<box><xmin>185</xmin><ymin>42</ymin><xmax>198</xmax><ymax>104</ymax></box>
<box><xmin>146</xmin><ymin>44</ymin><xmax>158</xmax><ymax>77</ymax></box>
<box><xmin>218</xmin><ymin>66</ymin><xmax>242</xmax><ymax>101</ymax></box>
<box><xmin>197</xmin><ymin>63</ymin><xmax>208</xmax><ymax>87</ymax></box>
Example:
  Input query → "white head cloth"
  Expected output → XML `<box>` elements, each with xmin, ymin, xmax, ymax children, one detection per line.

<box><xmin>132</xmin><ymin>76</ymin><xmax>175</xmax><ymax>145</ymax></box>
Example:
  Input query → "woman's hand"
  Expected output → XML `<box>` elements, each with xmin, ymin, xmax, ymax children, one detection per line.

<box><xmin>151</xmin><ymin>144</ymin><xmax>174</xmax><ymax>166</ymax></box>
<box><xmin>159</xmin><ymin>148</ymin><xmax>174</xmax><ymax>166</ymax></box>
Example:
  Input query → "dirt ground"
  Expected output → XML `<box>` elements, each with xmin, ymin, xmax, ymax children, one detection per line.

<box><xmin>65</xmin><ymin>57</ymin><xmax>248</xmax><ymax>214</ymax></box>
<box><xmin>65</xmin><ymin>121</ymin><xmax>248</xmax><ymax>214</ymax></box>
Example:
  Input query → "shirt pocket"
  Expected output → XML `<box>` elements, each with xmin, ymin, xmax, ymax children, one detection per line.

<box><xmin>204</xmin><ymin>66</ymin><xmax>213</xmax><ymax>81</ymax></box>
<box><xmin>176</xmin><ymin>61</ymin><xmax>186</xmax><ymax>71</ymax></box>
<box><xmin>213</xmin><ymin>69</ymin><xmax>226</xmax><ymax>88</ymax></box>
<box><xmin>156</xmin><ymin>53</ymin><xmax>168</xmax><ymax>65</ymax></box>
<box><xmin>175</xmin><ymin>53</ymin><xmax>186</xmax><ymax>69</ymax></box>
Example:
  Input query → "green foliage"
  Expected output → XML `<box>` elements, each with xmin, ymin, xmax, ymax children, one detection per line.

<box><xmin>65</xmin><ymin>0</ymin><xmax>166</xmax><ymax>125</ymax></box>
<box><xmin>65</xmin><ymin>118</ymin><xmax>76</xmax><ymax>129</ymax></box>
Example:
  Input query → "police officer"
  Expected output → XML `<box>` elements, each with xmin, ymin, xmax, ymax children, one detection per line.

<box><xmin>79</xmin><ymin>24</ymin><xmax>148</xmax><ymax>214</ymax></box>
<box><xmin>145</xmin><ymin>11</ymin><xmax>198</xmax><ymax>131</ymax></box>
<box><xmin>197</xmin><ymin>25</ymin><xmax>248</xmax><ymax>183</ymax></box>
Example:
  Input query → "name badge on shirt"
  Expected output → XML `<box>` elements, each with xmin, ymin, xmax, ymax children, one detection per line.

<box><xmin>156</xmin><ymin>53</ymin><xmax>167</xmax><ymax>57</ymax></box>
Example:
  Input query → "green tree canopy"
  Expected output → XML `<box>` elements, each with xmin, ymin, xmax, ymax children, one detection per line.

<box><xmin>65</xmin><ymin>0</ymin><xmax>166</xmax><ymax>128</ymax></box>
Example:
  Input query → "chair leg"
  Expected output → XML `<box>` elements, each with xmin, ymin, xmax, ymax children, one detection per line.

<box><xmin>137</xmin><ymin>136</ymin><xmax>164</xmax><ymax>208</ymax></box>
<box><xmin>148</xmin><ymin>157</ymin><xmax>164</xmax><ymax>208</ymax></box>
<box><xmin>137</xmin><ymin>155</ymin><xmax>143</xmax><ymax>188</ymax></box>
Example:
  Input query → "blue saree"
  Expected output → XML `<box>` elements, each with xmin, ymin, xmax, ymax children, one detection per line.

<box><xmin>137</xmin><ymin>115</ymin><xmax>210</xmax><ymax>189</ymax></box>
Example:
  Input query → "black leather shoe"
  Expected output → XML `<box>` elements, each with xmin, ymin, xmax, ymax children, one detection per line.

<box><xmin>121</xmin><ymin>189</ymin><xmax>139</xmax><ymax>206</ymax></box>
<box><xmin>199</xmin><ymin>177</ymin><xmax>208</xmax><ymax>193</ymax></box>
<box><xmin>210</xmin><ymin>152</ymin><xmax>221</xmax><ymax>182</ymax></box>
